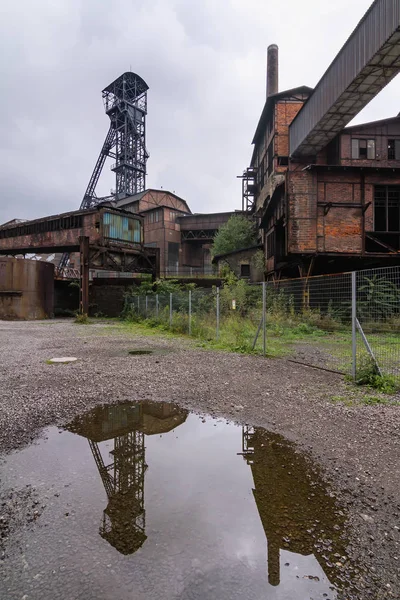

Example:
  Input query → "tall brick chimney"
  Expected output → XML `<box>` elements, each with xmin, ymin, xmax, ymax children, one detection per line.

<box><xmin>267</xmin><ymin>44</ymin><xmax>279</xmax><ymax>98</ymax></box>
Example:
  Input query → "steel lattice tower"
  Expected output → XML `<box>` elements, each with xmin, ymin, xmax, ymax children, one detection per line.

<box><xmin>81</xmin><ymin>72</ymin><xmax>149</xmax><ymax>209</ymax></box>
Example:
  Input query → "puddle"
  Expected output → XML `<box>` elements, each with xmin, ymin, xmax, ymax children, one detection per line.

<box><xmin>128</xmin><ymin>349</ymin><xmax>153</xmax><ymax>356</ymax></box>
<box><xmin>0</xmin><ymin>401</ymin><xmax>355</xmax><ymax>600</ymax></box>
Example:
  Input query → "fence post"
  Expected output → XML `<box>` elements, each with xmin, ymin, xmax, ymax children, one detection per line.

<box><xmin>169</xmin><ymin>293</ymin><xmax>173</xmax><ymax>328</ymax></box>
<box><xmin>262</xmin><ymin>282</ymin><xmax>266</xmax><ymax>357</ymax></box>
<box><xmin>188</xmin><ymin>290</ymin><xmax>192</xmax><ymax>335</ymax></box>
<box><xmin>156</xmin><ymin>294</ymin><xmax>159</xmax><ymax>318</ymax></box>
<box><xmin>216</xmin><ymin>287</ymin><xmax>220</xmax><ymax>341</ymax></box>
<box><xmin>351</xmin><ymin>271</ymin><xmax>357</xmax><ymax>380</ymax></box>
<box><xmin>137</xmin><ymin>295</ymin><xmax>140</xmax><ymax>315</ymax></box>
<box><xmin>145</xmin><ymin>295</ymin><xmax>148</xmax><ymax>318</ymax></box>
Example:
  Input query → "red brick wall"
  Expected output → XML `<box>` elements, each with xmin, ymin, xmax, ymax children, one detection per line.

<box><xmin>274</xmin><ymin>101</ymin><xmax>305</xmax><ymax>173</ymax></box>
<box><xmin>287</xmin><ymin>170</ymin><xmax>317</xmax><ymax>253</ymax></box>
<box><xmin>287</xmin><ymin>168</ymin><xmax>400</xmax><ymax>256</ymax></box>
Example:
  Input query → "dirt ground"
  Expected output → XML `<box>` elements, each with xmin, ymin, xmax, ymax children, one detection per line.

<box><xmin>0</xmin><ymin>319</ymin><xmax>399</xmax><ymax>598</ymax></box>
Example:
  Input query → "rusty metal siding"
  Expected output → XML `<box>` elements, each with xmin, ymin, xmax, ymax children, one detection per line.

<box><xmin>290</xmin><ymin>0</ymin><xmax>400</xmax><ymax>155</ymax></box>
<box><xmin>102</xmin><ymin>211</ymin><xmax>142</xmax><ymax>244</ymax></box>
<box><xmin>0</xmin><ymin>258</ymin><xmax>54</xmax><ymax>319</ymax></box>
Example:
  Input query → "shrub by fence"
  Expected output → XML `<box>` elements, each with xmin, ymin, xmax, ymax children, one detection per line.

<box><xmin>123</xmin><ymin>266</ymin><xmax>400</xmax><ymax>388</ymax></box>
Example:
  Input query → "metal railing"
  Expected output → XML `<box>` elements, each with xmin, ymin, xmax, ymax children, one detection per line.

<box><xmin>163</xmin><ymin>266</ymin><xmax>215</xmax><ymax>277</ymax></box>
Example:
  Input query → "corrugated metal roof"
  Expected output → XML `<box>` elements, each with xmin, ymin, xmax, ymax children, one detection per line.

<box><xmin>290</xmin><ymin>0</ymin><xmax>400</xmax><ymax>157</ymax></box>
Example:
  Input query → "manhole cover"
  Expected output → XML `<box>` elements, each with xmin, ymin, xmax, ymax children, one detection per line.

<box><xmin>48</xmin><ymin>357</ymin><xmax>78</xmax><ymax>364</ymax></box>
<box><xmin>128</xmin><ymin>350</ymin><xmax>153</xmax><ymax>356</ymax></box>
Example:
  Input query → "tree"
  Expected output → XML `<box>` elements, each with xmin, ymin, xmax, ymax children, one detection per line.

<box><xmin>211</xmin><ymin>215</ymin><xmax>257</xmax><ymax>257</ymax></box>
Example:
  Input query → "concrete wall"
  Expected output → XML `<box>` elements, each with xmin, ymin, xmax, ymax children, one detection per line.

<box><xmin>216</xmin><ymin>248</ymin><xmax>263</xmax><ymax>282</ymax></box>
<box><xmin>89</xmin><ymin>279</ymin><xmax>140</xmax><ymax>317</ymax></box>
<box><xmin>0</xmin><ymin>258</ymin><xmax>54</xmax><ymax>320</ymax></box>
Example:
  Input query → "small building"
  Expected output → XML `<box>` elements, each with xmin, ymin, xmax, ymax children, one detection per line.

<box><xmin>212</xmin><ymin>245</ymin><xmax>263</xmax><ymax>282</ymax></box>
<box><xmin>114</xmin><ymin>189</ymin><xmax>241</xmax><ymax>276</ymax></box>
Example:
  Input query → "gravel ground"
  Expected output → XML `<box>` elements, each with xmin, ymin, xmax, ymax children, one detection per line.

<box><xmin>0</xmin><ymin>319</ymin><xmax>399</xmax><ymax>598</ymax></box>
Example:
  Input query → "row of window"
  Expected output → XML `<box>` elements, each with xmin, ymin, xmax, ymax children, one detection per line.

<box><xmin>351</xmin><ymin>138</ymin><xmax>400</xmax><ymax>160</ymax></box>
<box><xmin>144</xmin><ymin>210</ymin><xmax>184</xmax><ymax>224</ymax></box>
<box><xmin>146</xmin><ymin>210</ymin><xmax>162</xmax><ymax>224</ymax></box>
<box><xmin>169</xmin><ymin>211</ymin><xmax>181</xmax><ymax>222</ymax></box>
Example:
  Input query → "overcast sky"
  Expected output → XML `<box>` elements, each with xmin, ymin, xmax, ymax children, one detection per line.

<box><xmin>1</xmin><ymin>0</ymin><xmax>399</xmax><ymax>224</ymax></box>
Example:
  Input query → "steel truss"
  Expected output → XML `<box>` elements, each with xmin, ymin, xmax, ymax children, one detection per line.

<box><xmin>89</xmin><ymin>430</ymin><xmax>148</xmax><ymax>555</ymax></box>
<box><xmin>238</xmin><ymin>167</ymin><xmax>257</xmax><ymax>213</ymax></box>
<box><xmin>81</xmin><ymin>72</ymin><xmax>149</xmax><ymax>210</ymax></box>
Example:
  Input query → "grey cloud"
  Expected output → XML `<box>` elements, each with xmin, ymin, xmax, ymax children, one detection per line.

<box><xmin>1</xmin><ymin>0</ymin><xmax>399</xmax><ymax>224</ymax></box>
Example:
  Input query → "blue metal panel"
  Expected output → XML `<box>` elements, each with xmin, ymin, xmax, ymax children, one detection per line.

<box><xmin>290</xmin><ymin>0</ymin><xmax>400</xmax><ymax>157</ymax></box>
<box><xmin>103</xmin><ymin>212</ymin><xmax>142</xmax><ymax>243</ymax></box>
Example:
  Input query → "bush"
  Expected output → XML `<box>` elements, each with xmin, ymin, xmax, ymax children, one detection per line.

<box><xmin>74</xmin><ymin>313</ymin><xmax>90</xmax><ymax>324</ymax></box>
<box><xmin>355</xmin><ymin>357</ymin><xmax>399</xmax><ymax>394</ymax></box>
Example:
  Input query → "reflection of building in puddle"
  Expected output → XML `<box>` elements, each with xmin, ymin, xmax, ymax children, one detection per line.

<box><xmin>67</xmin><ymin>401</ymin><xmax>188</xmax><ymax>555</ymax></box>
<box><xmin>241</xmin><ymin>426</ymin><xmax>348</xmax><ymax>589</ymax></box>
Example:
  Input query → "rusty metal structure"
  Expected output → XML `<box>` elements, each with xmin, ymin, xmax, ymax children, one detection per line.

<box><xmin>0</xmin><ymin>206</ymin><xmax>159</xmax><ymax>314</ymax></box>
<box><xmin>81</xmin><ymin>72</ymin><xmax>149</xmax><ymax>209</ymax></box>
<box><xmin>59</xmin><ymin>72</ymin><xmax>149</xmax><ymax>273</ymax></box>
<box><xmin>242</xmin><ymin>0</ymin><xmax>400</xmax><ymax>279</ymax></box>
<box><xmin>66</xmin><ymin>401</ymin><xmax>188</xmax><ymax>555</ymax></box>
<box><xmin>290</xmin><ymin>0</ymin><xmax>400</xmax><ymax>157</ymax></box>
<box><xmin>0</xmin><ymin>257</ymin><xmax>54</xmax><ymax>319</ymax></box>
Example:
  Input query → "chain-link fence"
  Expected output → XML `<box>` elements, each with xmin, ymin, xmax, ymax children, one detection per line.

<box><xmin>355</xmin><ymin>266</ymin><xmax>400</xmax><ymax>382</ymax></box>
<box><xmin>123</xmin><ymin>264</ymin><xmax>400</xmax><ymax>384</ymax></box>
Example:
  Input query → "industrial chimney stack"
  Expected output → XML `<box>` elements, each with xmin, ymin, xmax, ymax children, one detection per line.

<box><xmin>267</xmin><ymin>44</ymin><xmax>279</xmax><ymax>98</ymax></box>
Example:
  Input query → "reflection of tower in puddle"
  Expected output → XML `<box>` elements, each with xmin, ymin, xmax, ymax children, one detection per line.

<box><xmin>67</xmin><ymin>401</ymin><xmax>188</xmax><ymax>555</ymax></box>
<box><xmin>241</xmin><ymin>426</ymin><xmax>348</xmax><ymax>589</ymax></box>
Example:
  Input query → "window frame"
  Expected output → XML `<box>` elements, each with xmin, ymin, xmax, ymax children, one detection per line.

<box><xmin>374</xmin><ymin>185</ymin><xmax>400</xmax><ymax>232</ymax></box>
<box><xmin>388</xmin><ymin>139</ymin><xmax>400</xmax><ymax>160</ymax></box>
<box><xmin>351</xmin><ymin>138</ymin><xmax>375</xmax><ymax>160</ymax></box>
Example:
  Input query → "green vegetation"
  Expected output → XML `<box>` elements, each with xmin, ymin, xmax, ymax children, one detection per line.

<box><xmin>357</xmin><ymin>274</ymin><xmax>400</xmax><ymax>321</ymax></box>
<box><xmin>121</xmin><ymin>275</ymin><xmax>343</xmax><ymax>358</ymax></box>
<box><xmin>74</xmin><ymin>312</ymin><xmax>90</xmax><ymax>324</ymax></box>
<box><xmin>120</xmin><ymin>273</ymin><xmax>400</xmax><ymax>394</ymax></box>
<box><xmin>353</xmin><ymin>357</ymin><xmax>399</xmax><ymax>394</ymax></box>
<box><xmin>211</xmin><ymin>215</ymin><xmax>257</xmax><ymax>257</ymax></box>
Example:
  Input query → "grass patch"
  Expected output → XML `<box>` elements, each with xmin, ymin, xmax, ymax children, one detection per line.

<box><xmin>330</xmin><ymin>395</ymin><xmax>354</xmax><ymax>407</ymax></box>
<box><xmin>361</xmin><ymin>395</ymin><xmax>392</xmax><ymax>405</ymax></box>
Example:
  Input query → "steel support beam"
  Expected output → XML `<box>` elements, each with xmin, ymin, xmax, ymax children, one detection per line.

<box><xmin>79</xmin><ymin>236</ymin><xmax>90</xmax><ymax>315</ymax></box>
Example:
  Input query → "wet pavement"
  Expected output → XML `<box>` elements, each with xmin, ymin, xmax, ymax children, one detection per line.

<box><xmin>1</xmin><ymin>400</ymin><xmax>361</xmax><ymax>599</ymax></box>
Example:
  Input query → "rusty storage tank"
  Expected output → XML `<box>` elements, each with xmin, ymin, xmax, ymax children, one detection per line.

<box><xmin>0</xmin><ymin>258</ymin><xmax>54</xmax><ymax>319</ymax></box>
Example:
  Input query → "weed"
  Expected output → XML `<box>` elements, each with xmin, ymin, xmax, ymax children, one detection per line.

<box><xmin>330</xmin><ymin>395</ymin><xmax>354</xmax><ymax>407</ymax></box>
<box><xmin>361</xmin><ymin>395</ymin><xmax>390</xmax><ymax>405</ymax></box>
<box><xmin>355</xmin><ymin>358</ymin><xmax>399</xmax><ymax>394</ymax></box>
<box><xmin>74</xmin><ymin>313</ymin><xmax>90</xmax><ymax>324</ymax></box>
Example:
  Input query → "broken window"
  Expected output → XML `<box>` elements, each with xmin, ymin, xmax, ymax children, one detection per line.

<box><xmin>388</xmin><ymin>139</ymin><xmax>400</xmax><ymax>160</ymax></box>
<box><xmin>351</xmin><ymin>139</ymin><xmax>375</xmax><ymax>159</ymax></box>
<box><xmin>266</xmin><ymin>231</ymin><xmax>275</xmax><ymax>258</ymax></box>
<box><xmin>267</xmin><ymin>141</ymin><xmax>274</xmax><ymax>177</ymax></box>
<box><xmin>374</xmin><ymin>186</ymin><xmax>400</xmax><ymax>232</ymax></box>
<box><xmin>278</xmin><ymin>156</ymin><xmax>289</xmax><ymax>166</ymax></box>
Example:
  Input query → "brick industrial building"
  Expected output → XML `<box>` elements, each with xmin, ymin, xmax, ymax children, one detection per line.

<box><xmin>243</xmin><ymin>0</ymin><xmax>400</xmax><ymax>279</ymax></box>
<box><xmin>112</xmin><ymin>189</ymin><xmax>240</xmax><ymax>276</ymax></box>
